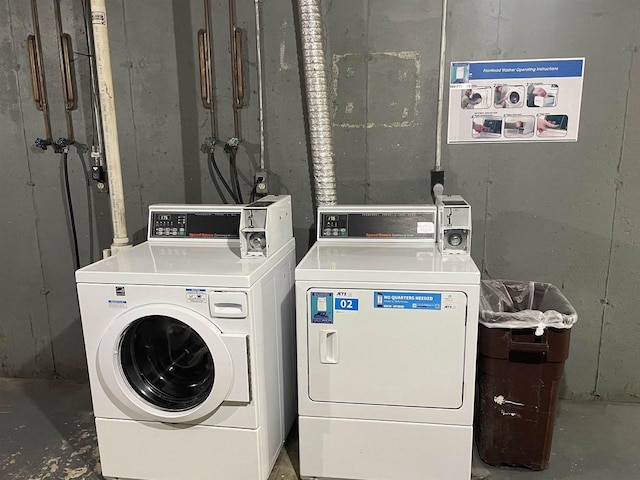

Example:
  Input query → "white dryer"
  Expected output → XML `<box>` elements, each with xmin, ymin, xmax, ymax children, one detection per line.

<box><xmin>76</xmin><ymin>198</ymin><xmax>296</xmax><ymax>480</ymax></box>
<box><xmin>296</xmin><ymin>205</ymin><xmax>480</xmax><ymax>480</ymax></box>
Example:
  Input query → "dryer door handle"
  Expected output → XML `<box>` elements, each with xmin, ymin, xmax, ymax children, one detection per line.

<box><xmin>320</xmin><ymin>330</ymin><xmax>339</xmax><ymax>364</ymax></box>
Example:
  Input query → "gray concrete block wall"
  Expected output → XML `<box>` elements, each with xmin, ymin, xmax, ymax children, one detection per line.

<box><xmin>0</xmin><ymin>0</ymin><xmax>639</xmax><ymax>402</ymax></box>
<box><xmin>598</xmin><ymin>8</ymin><xmax>640</xmax><ymax>401</ymax></box>
<box><xmin>445</xmin><ymin>0</ymin><xmax>640</xmax><ymax>401</ymax></box>
<box><xmin>0</xmin><ymin>0</ymin><xmax>54</xmax><ymax>377</ymax></box>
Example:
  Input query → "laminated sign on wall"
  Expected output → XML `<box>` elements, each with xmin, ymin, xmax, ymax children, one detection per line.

<box><xmin>448</xmin><ymin>58</ymin><xmax>585</xmax><ymax>144</ymax></box>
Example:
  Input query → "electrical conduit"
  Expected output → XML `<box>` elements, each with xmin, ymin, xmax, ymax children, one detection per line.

<box><xmin>254</xmin><ymin>0</ymin><xmax>265</xmax><ymax>170</ymax></box>
<box><xmin>296</xmin><ymin>0</ymin><xmax>336</xmax><ymax>206</ymax></box>
<box><xmin>90</xmin><ymin>0</ymin><xmax>131</xmax><ymax>256</ymax></box>
<box><xmin>434</xmin><ymin>0</ymin><xmax>449</xmax><ymax>172</ymax></box>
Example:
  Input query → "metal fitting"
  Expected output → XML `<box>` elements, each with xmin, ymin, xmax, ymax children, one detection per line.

<box><xmin>224</xmin><ymin>137</ymin><xmax>240</xmax><ymax>153</ymax></box>
<box><xmin>200</xmin><ymin>136</ymin><xmax>217</xmax><ymax>154</ymax></box>
<box><xmin>90</xmin><ymin>145</ymin><xmax>101</xmax><ymax>162</ymax></box>
<box><xmin>53</xmin><ymin>137</ymin><xmax>70</xmax><ymax>154</ymax></box>
<box><xmin>35</xmin><ymin>138</ymin><xmax>49</xmax><ymax>150</ymax></box>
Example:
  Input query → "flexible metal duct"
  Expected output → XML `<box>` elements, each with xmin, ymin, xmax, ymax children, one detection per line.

<box><xmin>297</xmin><ymin>0</ymin><xmax>337</xmax><ymax>206</ymax></box>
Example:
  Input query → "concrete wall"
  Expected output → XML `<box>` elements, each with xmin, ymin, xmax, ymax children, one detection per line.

<box><xmin>0</xmin><ymin>0</ymin><xmax>638</xmax><ymax>402</ymax></box>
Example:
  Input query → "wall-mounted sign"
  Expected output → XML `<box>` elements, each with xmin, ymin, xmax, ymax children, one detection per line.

<box><xmin>447</xmin><ymin>58</ymin><xmax>585</xmax><ymax>144</ymax></box>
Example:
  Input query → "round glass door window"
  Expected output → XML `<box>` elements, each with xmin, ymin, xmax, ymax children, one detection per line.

<box><xmin>120</xmin><ymin>315</ymin><xmax>215</xmax><ymax>411</ymax></box>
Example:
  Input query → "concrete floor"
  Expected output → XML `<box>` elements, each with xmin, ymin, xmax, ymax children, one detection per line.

<box><xmin>1</xmin><ymin>378</ymin><xmax>639</xmax><ymax>480</ymax></box>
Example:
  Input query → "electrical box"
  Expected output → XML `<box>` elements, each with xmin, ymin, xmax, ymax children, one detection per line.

<box><xmin>240</xmin><ymin>195</ymin><xmax>293</xmax><ymax>258</ymax></box>
<box><xmin>436</xmin><ymin>195</ymin><xmax>472</xmax><ymax>255</ymax></box>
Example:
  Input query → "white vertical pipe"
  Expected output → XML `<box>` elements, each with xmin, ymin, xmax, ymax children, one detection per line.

<box><xmin>434</xmin><ymin>0</ymin><xmax>449</xmax><ymax>170</ymax></box>
<box><xmin>90</xmin><ymin>0</ymin><xmax>131</xmax><ymax>255</ymax></box>
<box><xmin>254</xmin><ymin>0</ymin><xmax>265</xmax><ymax>170</ymax></box>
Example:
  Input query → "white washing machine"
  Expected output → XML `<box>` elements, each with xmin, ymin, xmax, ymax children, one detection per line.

<box><xmin>76</xmin><ymin>199</ymin><xmax>296</xmax><ymax>480</ymax></box>
<box><xmin>295</xmin><ymin>205</ymin><xmax>480</xmax><ymax>480</ymax></box>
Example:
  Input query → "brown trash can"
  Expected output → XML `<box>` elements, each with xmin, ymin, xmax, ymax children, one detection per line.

<box><xmin>475</xmin><ymin>281</ymin><xmax>576</xmax><ymax>471</ymax></box>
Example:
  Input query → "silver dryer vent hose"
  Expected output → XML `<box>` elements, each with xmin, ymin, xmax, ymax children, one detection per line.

<box><xmin>297</xmin><ymin>0</ymin><xmax>337</xmax><ymax>206</ymax></box>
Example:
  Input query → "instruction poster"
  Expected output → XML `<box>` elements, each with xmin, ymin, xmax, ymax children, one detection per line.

<box><xmin>447</xmin><ymin>58</ymin><xmax>585</xmax><ymax>144</ymax></box>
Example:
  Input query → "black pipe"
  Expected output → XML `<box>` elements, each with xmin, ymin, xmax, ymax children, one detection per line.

<box><xmin>229</xmin><ymin>150</ymin><xmax>243</xmax><ymax>204</ymax></box>
<box><xmin>62</xmin><ymin>151</ymin><xmax>80</xmax><ymax>270</ymax></box>
<box><xmin>209</xmin><ymin>152</ymin><xmax>239</xmax><ymax>204</ymax></box>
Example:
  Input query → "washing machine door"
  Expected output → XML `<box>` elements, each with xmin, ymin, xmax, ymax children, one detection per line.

<box><xmin>97</xmin><ymin>304</ymin><xmax>234</xmax><ymax>423</ymax></box>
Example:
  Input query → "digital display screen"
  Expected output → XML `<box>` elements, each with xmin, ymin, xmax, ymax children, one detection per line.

<box><xmin>320</xmin><ymin>214</ymin><xmax>348</xmax><ymax>237</ymax></box>
<box><xmin>319</xmin><ymin>212</ymin><xmax>435</xmax><ymax>239</ymax></box>
<box><xmin>151</xmin><ymin>212</ymin><xmax>240</xmax><ymax>239</ymax></box>
<box><xmin>186</xmin><ymin>213</ymin><xmax>239</xmax><ymax>238</ymax></box>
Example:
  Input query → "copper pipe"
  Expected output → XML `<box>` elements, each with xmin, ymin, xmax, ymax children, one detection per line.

<box><xmin>198</xmin><ymin>30</ymin><xmax>210</xmax><ymax>108</ymax></box>
<box><xmin>228</xmin><ymin>0</ymin><xmax>241</xmax><ymax>139</ymax></box>
<box><xmin>62</xmin><ymin>34</ymin><xmax>76</xmax><ymax>109</ymax></box>
<box><xmin>53</xmin><ymin>0</ymin><xmax>75</xmax><ymax>143</ymax></box>
<box><xmin>199</xmin><ymin>0</ymin><xmax>217</xmax><ymax>139</ymax></box>
<box><xmin>27</xmin><ymin>36</ymin><xmax>42</xmax><ymax>109</ymax></box>
<box><xmin>29</xmin><ymin>0</ymin><xmax>52</xmax><ymax>143</ymax></box>
<box><xmin>234</xmin><ymin>27</ymin><xmax>244</xmax><ymax>108</ymax></box>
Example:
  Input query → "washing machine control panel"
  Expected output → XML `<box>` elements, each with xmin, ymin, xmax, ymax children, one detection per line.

<box><xmin>148</xmin><ymin>208</ymin><xmax>241</xmax><ymax>240</ymax></box>
<box><xmin>318</xmin><ymin>207</ymin><xmax>436</xmax><ymax>241</ymax></box>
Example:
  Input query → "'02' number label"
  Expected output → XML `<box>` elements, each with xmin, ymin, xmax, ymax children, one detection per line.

<box><xmin>335</xmin><ymin>298</ymin><xmax>359</xmax><ymax>311</ymax></box>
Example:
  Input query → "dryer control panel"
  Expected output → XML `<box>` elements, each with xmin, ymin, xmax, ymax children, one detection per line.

<box><xmin>147</xmin><ymin>205</ymin><xmax>242</xmax><ymax>240</ymax></box>
<box><xmin>317</xmin><ymin>206</ymin><xmax>437</xmax><ymax>242</ymax></box>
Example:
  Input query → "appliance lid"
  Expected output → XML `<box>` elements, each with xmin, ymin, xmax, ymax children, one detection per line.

<box><xmin>296</xmin><ymin>243</ymin><xmax>480</xmax><ymax>284</ymax></box>
<box><xmin>76</xmin><ymin>238</ymin><xmax>295</xmax><ymax>287</ymax></box>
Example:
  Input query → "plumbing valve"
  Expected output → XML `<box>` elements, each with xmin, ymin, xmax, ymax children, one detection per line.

<box><xmin>35</xmin><ymin>138</ymin><xmax>49</xmax><ymax>150</ymax></box>
<box><xmin>53</xmin><ymin>137</ymin><xmax>69</xmax><ymax>154</ymax></box>
<box><xmin>224</xmin><ymin>137</ymin><xmax>240</xmax><ymax>153</ymax></box>
<box><xmin>200</xmin><ymin>137</ymin><xmax>217</xmax><ymax>154</ymax></box>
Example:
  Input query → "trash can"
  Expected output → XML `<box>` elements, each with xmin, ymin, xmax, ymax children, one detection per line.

<box><xmin>475</xmin><ymin>280</ymin><xmax>577</xmax><ymax>471</ymax></box>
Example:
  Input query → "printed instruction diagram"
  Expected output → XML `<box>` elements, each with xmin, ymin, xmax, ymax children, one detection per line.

<box><xmin>448</xmin><ymin>58</ymin><xmax>585</xmax><ymax>144</ymax></box>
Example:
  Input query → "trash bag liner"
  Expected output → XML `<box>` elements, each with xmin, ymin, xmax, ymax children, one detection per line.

<box><xmin>479</xmin><ymin>280</ymin><xmax>577</xmax><ymax>334</ymax></box>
